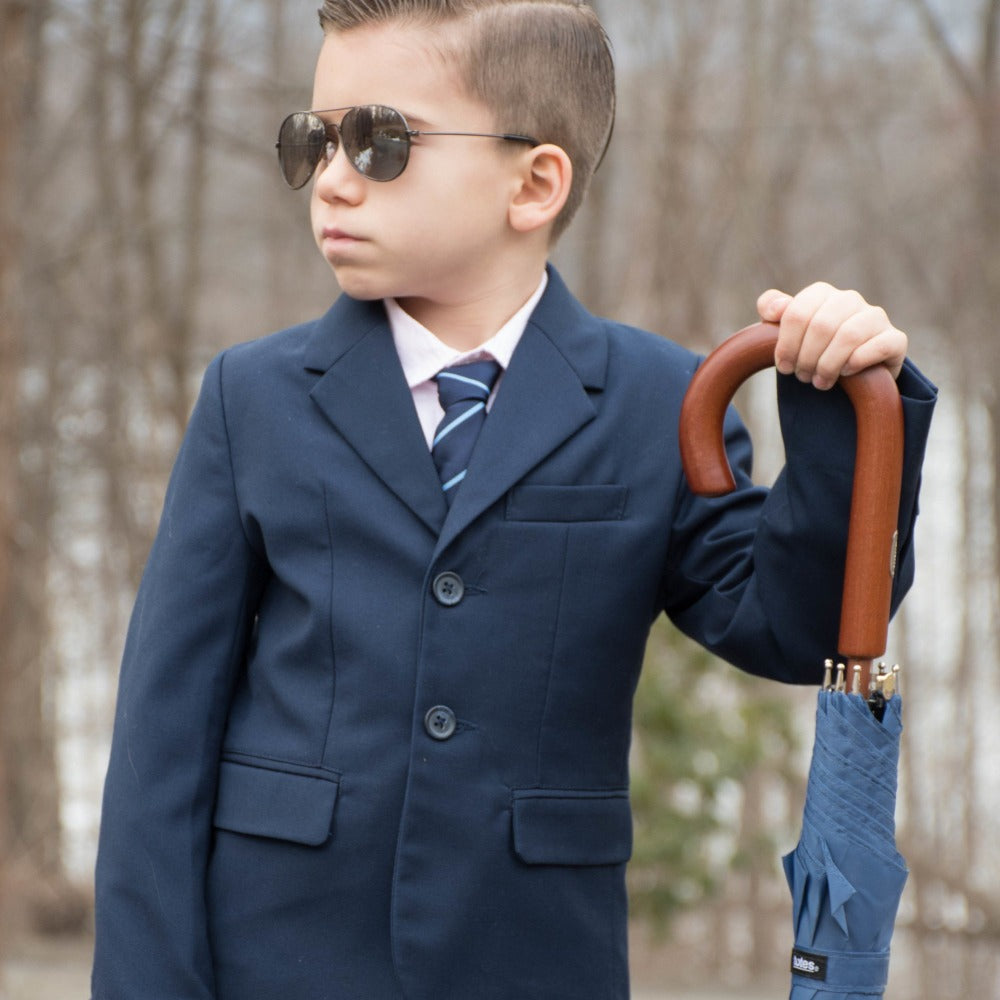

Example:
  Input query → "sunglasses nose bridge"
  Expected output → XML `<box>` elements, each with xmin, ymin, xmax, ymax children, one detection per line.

<box><xmin>319</xmin><ymin>112</ymin><xmax>368</xmax><ymax>179</ymax></box>
<box><xmin>305</xmin><ymin>120</ymin><xmax>349</xmax><ymax>182</ymax></box>
<box><xmin>313</xmin><ymin>126</ymin><xmax>367</xmax><ymax>198</ymax></box>
<box><xmin>321</xmin><ymin>122</ymin><xmax>341</xmax><ymax>168</ymax></box>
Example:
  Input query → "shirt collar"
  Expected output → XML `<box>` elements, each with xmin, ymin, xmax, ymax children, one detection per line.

<box><xmin>386</xmin><ymin>272</ymin><xmax>548</xmax><ymax>390</ymax></box>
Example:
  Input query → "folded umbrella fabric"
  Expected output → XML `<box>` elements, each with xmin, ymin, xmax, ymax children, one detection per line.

<box><xmin>784</xmin><ymin>690</ymin><xmax>907</xmax><ymax>999</ymax></box>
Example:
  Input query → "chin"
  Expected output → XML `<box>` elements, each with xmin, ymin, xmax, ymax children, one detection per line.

<box><xmin>336</xmin><ymin>283</ymin><xmax>384</xmax><ymax>302</ymax></box>
<box><xmin>328</xmin><ymin>267</ymin><xmax>391</xmax><ymax>302</ymax></box>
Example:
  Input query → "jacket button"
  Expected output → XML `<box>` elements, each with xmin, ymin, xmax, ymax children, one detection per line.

<box><xmin>432</xmin><ymin>572</ymin><xmax>464</xmax><ymax>606</ymax></box>
<box><xmin>424</xmin><ymin>705</ymin><xmax>457</xmax><ymax>741</ymax></box>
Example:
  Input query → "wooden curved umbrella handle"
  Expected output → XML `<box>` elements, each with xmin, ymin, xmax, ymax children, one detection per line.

<box><xmin>679</xmin><ymin>322</ymin><xmax>905</xmax><ymax>678</ymax></box>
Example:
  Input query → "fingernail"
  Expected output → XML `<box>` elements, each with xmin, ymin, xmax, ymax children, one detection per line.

<box><xmin>766</xmin><ymin>292</ymin><xmax>792</xmax><ymax>315</ymax></box>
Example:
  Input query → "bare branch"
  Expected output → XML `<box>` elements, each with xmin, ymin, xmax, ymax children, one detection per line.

<box><xmin>909</xmin><ymin>0</ymin><xmax>982</xmax><ymax>105</ymax></box>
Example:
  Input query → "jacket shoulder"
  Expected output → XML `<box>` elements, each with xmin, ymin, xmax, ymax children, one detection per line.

<box><xmin>215</xmin><ymin>317</ymin><xmax>319</xmax><ymax>376</ymax></box>
<box><xmin>603</xmin><ymin>319</ymin><xmax>699</xmax><ymax>366</ymax></box>
<box><xmin>598</xmin><ymin>318</ymin><xmax>703</xmax><ymax>399</ymax></box>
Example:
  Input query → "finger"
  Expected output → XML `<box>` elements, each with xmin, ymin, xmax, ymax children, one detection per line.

<box><xmin>802</xmin><ymin>293</ymin><xmax>872</xmax><ymax>389</ymax></box>
<box><xmin>772</xmin><ymin>281</ymin><xmax>835</xmax><ymax>376</ymax></box>
<box><xmin>841</xmin><ymin>326</ymin><xmax>908</xmax><ymax>381</ymax></box>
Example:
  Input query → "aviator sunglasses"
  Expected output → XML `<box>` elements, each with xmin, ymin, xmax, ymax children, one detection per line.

<box><xmin>276</xmin><ymin>104</ymin><xmax>540</xmax><ymax>188</ymax></box>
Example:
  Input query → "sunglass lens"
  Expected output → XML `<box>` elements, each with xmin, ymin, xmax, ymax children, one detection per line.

<box><xmin>341</xmin><ymin>105</ymin><xmax>410</xmax><ymax>181</ymax></box>
<box><xmin>277</xmin><ymin>112</ymin><xmax>329</xmax><ymax>189</ymax></box>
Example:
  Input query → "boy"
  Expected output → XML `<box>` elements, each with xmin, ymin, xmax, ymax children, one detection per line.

<box><xmin>91</xmin><ymin>2</ymin><xmax>936</xmax><ymax>998</ymax></box>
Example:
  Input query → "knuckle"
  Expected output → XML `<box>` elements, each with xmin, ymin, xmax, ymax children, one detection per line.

<box><xmin>780</xmin><ymin>300</ymin><xmax>812</xmax><ymax>329</ymax></box>
<box><xmin>841</xmin><ymin>322</ymin><xmax>870</xmax><ymax>351</ymax></box>
<box><xmin>808</xmin><ymin>311</ymin><xmax>839</xmax><ymax>342</ymax></box>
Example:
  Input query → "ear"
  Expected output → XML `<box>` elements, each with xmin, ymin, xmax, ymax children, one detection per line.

<box><xmin>508</xmin><ymin>144</ymin><xmax>573</xmax><ymax>236</ymax></box>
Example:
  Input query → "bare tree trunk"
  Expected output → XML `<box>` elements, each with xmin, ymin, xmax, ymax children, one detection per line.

<box><xmin>90</xmin><ymin>0</ymin><xmax>203</xmax><ymax>589</ymax></box>
<box><xmin>0</xmin><ymin>0</ymin><xmax>31</xmax><ymax>948</ymax></box>
<box><xmin>168</xmin><ymin>0</ymin><xmax>216</xmax><ymax>431</ymax></box>
<box><xmin>0</xmin><ymin>0</ymin><xmax>81</xmax><ymax>942</ymax></box>
<box><xmin>86</xmin><ymin>0</ymin><xmax>148</xmax><ymax>598</ymax></box>
<box><xmin>264</xmin><ymin>0</ymin><xmax>293</xmax><ymax>330</ymax></box>
<box><xmin>911</xmin><ymin>0</ymin><xmax>1000</xmax><ymax>611</ymax></box>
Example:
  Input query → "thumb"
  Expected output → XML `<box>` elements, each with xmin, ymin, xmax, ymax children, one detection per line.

<box><xmin>757</xmin><ymin>289</ymin><xmax>792</xmax><ymax>323</ymax></box>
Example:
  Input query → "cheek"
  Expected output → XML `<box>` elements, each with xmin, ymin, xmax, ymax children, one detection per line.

<box><xmin>308</xmin><ymin>187</ymin><xmax>325</xmax><ymax>238</ymax></box>
<box><xmin>417</xmin><ymin>167</ymin><xmax>511</xmax><ymax>233</ymax></box>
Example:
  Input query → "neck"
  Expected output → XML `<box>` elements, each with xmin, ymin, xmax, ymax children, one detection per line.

<box><xmin>395</xmin><ymin>266</ymin><xmax>546</xmax><ymax>352</ymax></box>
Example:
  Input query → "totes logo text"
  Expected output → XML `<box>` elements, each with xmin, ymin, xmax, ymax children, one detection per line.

<box><xmin>791</xmin><ymin>949</ymin><xmax>828</xmax><ymax>981</ymax></box>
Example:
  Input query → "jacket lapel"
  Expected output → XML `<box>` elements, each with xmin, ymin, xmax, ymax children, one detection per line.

<box><xmin>435</xmin><ymin>270</ymin><xmax>608</xmax><ymax>555</ymax></box>
<box><xmin>304</xmin><ymin>271</ymin><xmax>608</xmax><ymax>549</ymax></box>
<box><xmin>305</xmin><ymin>296</ymin><xmax>448</xmax><ymax>535</ymax></box>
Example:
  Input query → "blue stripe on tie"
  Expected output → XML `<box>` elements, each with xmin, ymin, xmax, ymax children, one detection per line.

<box><xmin>436</xmin><ymin>371</ymin><xmax>492</xmax><ymax>395</ymax></box>
<box><xmin>432</xmin><ymin>401</ymin><xmax>486</xmax><ymax>448</ymax></box>
<box><xmin>431</xmin><ymin>359</ymin><xmax>500</xmax><ymax>507</ymax></box>
<box><xmin>441</xmin><ymin>470</ymin><xmax>467</xmax><ymax>492</ymax></box>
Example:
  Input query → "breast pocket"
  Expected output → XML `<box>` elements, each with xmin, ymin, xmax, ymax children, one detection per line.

<box><xmin>505</xmin><ymin>484</ymin><xmax>628</xmax><ymax>523</ymax></box>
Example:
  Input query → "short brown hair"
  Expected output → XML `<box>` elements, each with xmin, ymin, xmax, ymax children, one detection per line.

<box><xmin>316</xmin><ymin>0</ymin><xmax>615</xmax><ymax>240</ymax></box>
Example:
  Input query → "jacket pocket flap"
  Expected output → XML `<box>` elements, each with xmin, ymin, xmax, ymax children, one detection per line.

<box><xmin>512</xmin><ymin>789</ymin><xmax>632</xmax><ymax>866</ymax></box>
<box><xmin>213</xmin><ymin>759</ymin><xmax>340</xmax><ymax>847</ymax></box>
<box><xmin>505</xmin><ymin>485</ymin><xmax>628</xmax><ymax>522</ymax></box>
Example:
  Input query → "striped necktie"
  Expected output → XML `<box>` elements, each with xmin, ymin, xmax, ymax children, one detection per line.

<box><xmin>432</xmin><ymin>359</ymin><xmax>502</xmax><ymax>505</ymax></box>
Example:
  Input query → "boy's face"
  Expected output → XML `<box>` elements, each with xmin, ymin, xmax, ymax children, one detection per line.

<box><xmin>308</xmin><ymin>23</ymin><xmax>527</xmax><ymax>310</ymax></box>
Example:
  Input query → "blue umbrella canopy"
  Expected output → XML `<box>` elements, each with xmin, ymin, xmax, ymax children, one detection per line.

<box><xmin>784</xmin><ymin>688</ymin><xmax>907</xmax><ymax>999</ymax></box>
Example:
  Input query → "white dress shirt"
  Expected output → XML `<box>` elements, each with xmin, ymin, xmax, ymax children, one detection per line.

<box><xmin>385</xmin><ymin>273</ymin><xmax>548</xmax><ymax>448</ymax></box>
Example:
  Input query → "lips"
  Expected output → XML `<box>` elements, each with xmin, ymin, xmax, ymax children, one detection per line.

<box><xmin>322</xmin><ymin>226</ymin><xmax>363</xmax><ymax>243</ymax></box>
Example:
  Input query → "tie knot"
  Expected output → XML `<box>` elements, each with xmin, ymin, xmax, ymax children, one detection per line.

<box><xmin>435</xmin><ymin>360</ymin><xmax>501</xmax><ymax>408</ymax></box>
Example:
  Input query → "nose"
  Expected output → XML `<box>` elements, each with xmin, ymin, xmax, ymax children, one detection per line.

<box><xmin>313</xmin><ymin>139</ymin><xmax>365</xmax><ymax>203</ymax></box>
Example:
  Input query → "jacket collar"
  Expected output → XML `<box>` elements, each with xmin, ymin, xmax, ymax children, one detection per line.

<box><xmin>304</xmin><ymin>266</ymin><xmax>608</xmax><ymax>542</ymax></box>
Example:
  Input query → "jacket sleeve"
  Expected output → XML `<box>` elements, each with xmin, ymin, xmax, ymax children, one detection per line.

<box><xmin>92</xmin><ymin>351</ymin><xmax>269</xmax><ymax>999</ymax></box>
<box><xmin>661</xmin><ymin>359</ymin><xmax>936</xmax><ymax>682</ymax></box>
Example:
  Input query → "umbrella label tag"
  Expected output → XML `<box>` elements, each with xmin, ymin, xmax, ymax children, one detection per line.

<box><xmin>791</xmin><ymin>948</ymin><xmax>828</xmax><ymax>981</ymax></box>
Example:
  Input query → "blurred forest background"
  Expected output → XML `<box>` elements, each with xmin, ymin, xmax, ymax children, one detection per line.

<box><xmin>0</xmin><ymin>0</ymin><xmax>998</xmax><ymax>997</ymax></box>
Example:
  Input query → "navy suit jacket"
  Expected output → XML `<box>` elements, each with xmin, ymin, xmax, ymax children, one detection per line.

<box><xmin>92</xmin><ymin>267</ymin><xmax>935</xmax><ymax>999</ymax></box>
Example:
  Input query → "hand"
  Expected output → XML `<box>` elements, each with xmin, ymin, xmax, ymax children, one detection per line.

<box><xmin>757</xmin><ymin>282</ymin><xmax>907</xmax><ymax>390</ymax></box>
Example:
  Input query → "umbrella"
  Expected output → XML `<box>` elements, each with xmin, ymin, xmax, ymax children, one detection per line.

<box><xmin>679</xmin><ymin>322</ymin><xmax>907</xmax><ymax>999</ymax></box>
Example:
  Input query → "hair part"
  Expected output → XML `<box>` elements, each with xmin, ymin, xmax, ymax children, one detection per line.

<box><xmin>316</xmin><ymin>0</ymin><xmax>615</xmax><ymax>241</ymax></box>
